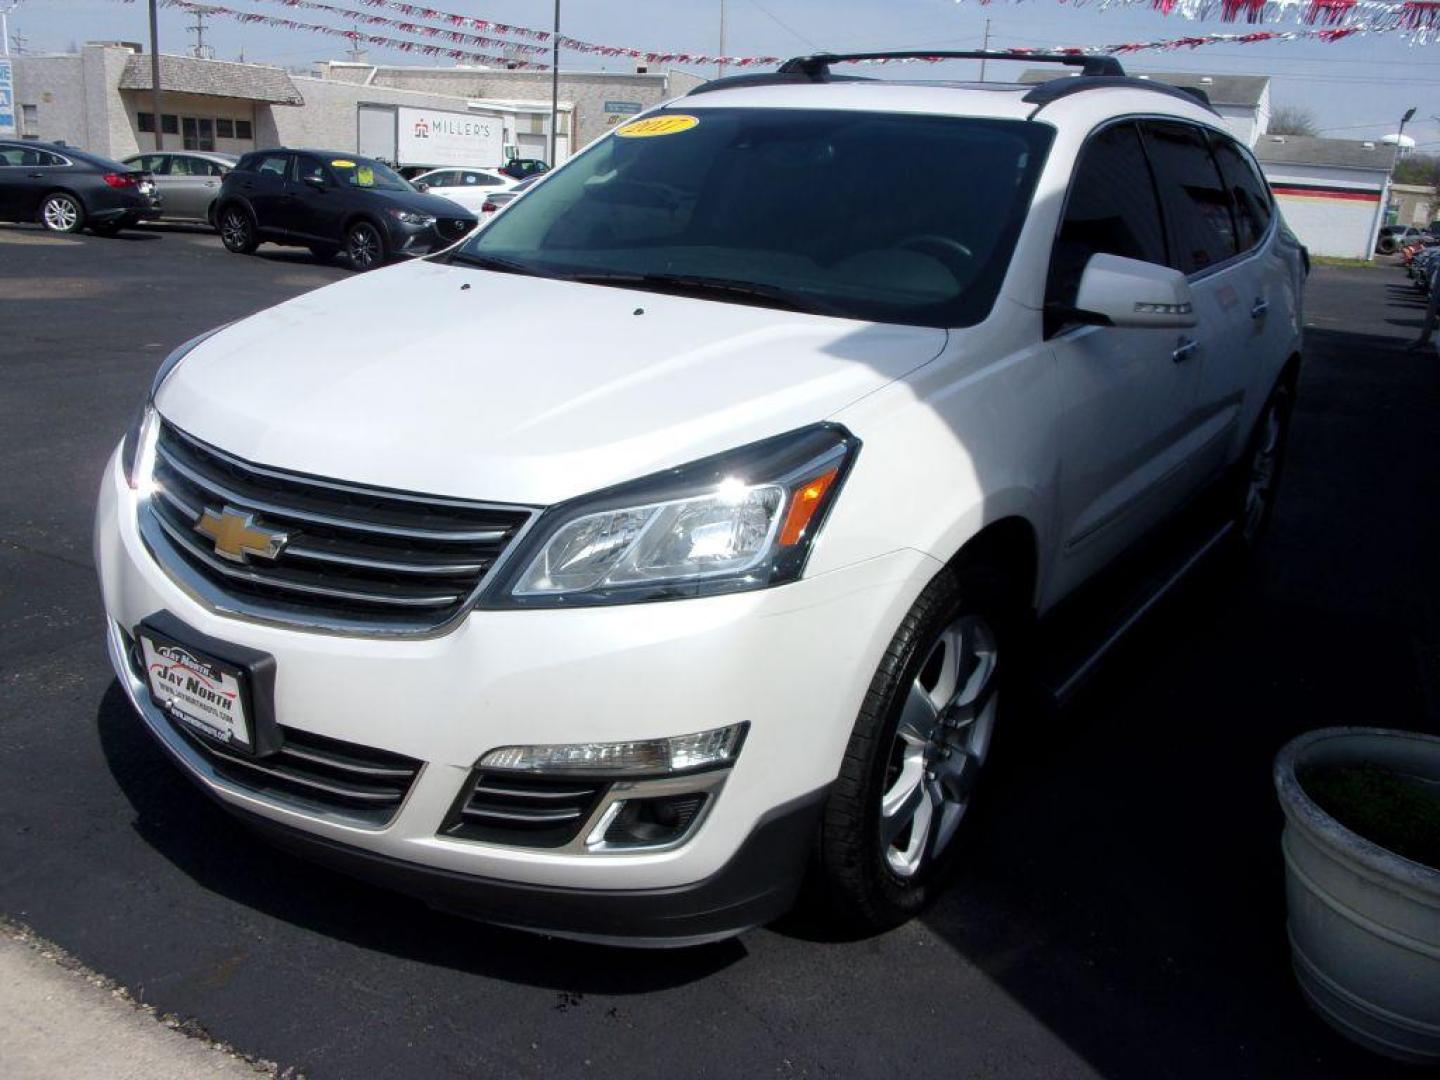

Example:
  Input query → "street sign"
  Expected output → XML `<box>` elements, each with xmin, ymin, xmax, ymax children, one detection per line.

<box><xmin>604</xmin><ymin>100</ymin><xmax>643</xmax><ymax>116</ymax></box>
<box><xmin>0</xmin><ymin>60</ymin><xmax>15</xmax><ymax>138</ymax></box>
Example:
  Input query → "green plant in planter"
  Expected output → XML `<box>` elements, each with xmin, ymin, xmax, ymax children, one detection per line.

<box><xmin>1301</xmin><ymin>764</ymin><xmax>1440</xmax><ymax>870</ymax></box>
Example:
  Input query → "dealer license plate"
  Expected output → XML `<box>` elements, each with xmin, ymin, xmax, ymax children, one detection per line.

<box><xmin>138</xmin><ymin>628</ymin><xmax>251</xmax><ymax>750</ymax></box>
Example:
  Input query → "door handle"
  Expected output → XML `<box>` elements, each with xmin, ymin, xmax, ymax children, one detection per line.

<box><xmin>1172</xmin><ymin>337</ymin><xmax>1199</xmax><ymax>364</ymax></box>
<box><xmin>1250</xmin><ymin>298</ymin><xmax>1269</xmax><ymax>319</ymax></box>
<box><xmin>27</xmin><ymin>171</ymin><xmax>44</xmax><ymax>178</ymax></box>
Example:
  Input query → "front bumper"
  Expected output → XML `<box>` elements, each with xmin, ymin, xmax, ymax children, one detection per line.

<box><xmin>387</xmin><ymin>216</ymin><xmax>475</xmax><ymax>256</ymax></box>
<box><xmin>96</xmin><ymin>446</ymin><xmax>939</xmax><ymax>940</ymax></box>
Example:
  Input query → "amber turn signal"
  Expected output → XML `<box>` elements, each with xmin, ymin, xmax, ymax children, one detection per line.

<box><xmin>779</xmin><ymin>468</ymin><xmax>838</xmax><ymax>546</ymax></box>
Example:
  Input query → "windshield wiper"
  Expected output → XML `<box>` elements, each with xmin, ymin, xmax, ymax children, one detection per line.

<box><xmin>562</xmin><ymin>271</ymin><xmax>847</xmax><ymax>317</ymax></box>
<box><xmin>446</xmin><ymin>251</ymin><xmax>543</xmax><ymax>276</ymax></box>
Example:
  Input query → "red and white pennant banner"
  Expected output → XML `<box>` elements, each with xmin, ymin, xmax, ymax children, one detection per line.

<box><xmin>956</xmin><ymin>0</ymin><xmax>1440</xmax><ymax>43</ymax></box>
<box><xmin>127</xmin><ymin>0</ymin><xmax>1405</xmax><ymax>67</ymax></box>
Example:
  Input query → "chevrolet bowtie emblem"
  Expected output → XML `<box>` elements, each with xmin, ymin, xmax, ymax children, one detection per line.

<box><xmin>194</xmin><ymin>506</ymin><xmax>290</xmax><ymax>564</ymax></box>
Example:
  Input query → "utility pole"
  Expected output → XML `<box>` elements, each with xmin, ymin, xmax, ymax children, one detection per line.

<box><xmin>717</xmin><ymin>0</ymin><xmax>726</xmax><ymax>81</ymax></box>
<box><xmin>186</xmin><ymin>6</ymin><xmax>213</xmax><ymax>60</ymax></box>
<box><xmin>978</xmin><ymin>18</ymin><xmax>991</xmax><ymax>82</ymax></box>
<box><xmin>1</xmin><ymin>1</ymin><xmax>24</xmax><ymax>59</ymax></box>
<box><xmin>344</xmin><ymin>25</ymin><xmax>366</xmax><ymax>63</ymax></box>
<box><xmin>547</xmin><ymin>0</ymin><xmax>559</xmax><ymax>165</ymax></box>
<box><xmin>148</xmin><ymin>0</ymin><xmax>164</xmax><ymax>150</ymax></box>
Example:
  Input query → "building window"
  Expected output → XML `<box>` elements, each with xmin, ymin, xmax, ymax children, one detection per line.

<box><xmin>21</xmin><ymin>104</ymin><xmax>38</xmax><ymax>138</ymax></box>
<box><xmin>138</xmin><ymin>111</ymin><xmax>154</xmax><ymax>132</ymax></box>
<box><xmin>235</xmin><ymin>119</ymin><xmax>253</xmax><ymax>140</ymax></box>
<box><xmin>161</xmin><ymin>114</ymin><xmax>179</xmax><ymax>135</ymax></box>
<box><xmin>216</xmin><ymin>118</ymin><xmax>234</xmax><ymax>139</ymax></box>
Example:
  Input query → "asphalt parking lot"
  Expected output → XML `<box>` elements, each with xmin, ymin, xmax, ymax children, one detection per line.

<box><xmin>1</xmin><ymin>223</ymin><xmax>1436</xmax><ymax>1078</ymax></box>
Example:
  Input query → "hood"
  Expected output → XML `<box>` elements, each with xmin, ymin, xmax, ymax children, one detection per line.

<box><xmin>154</xmin><ymin>260</ymin><xmax>946</xmax><ymax>505</ymax></box>
<box><xmin>372</xmin><ymin>188</ymin><xmax>477</xmax><ymax>219</ymax></box>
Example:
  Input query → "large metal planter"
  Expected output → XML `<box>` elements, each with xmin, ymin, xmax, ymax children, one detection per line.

<box><xmin>1275</xmin><ymin>727</ymin><xmax>1440</xmax><ymax>1063</ymax></box>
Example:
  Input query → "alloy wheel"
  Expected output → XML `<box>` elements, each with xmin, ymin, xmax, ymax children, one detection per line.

<box><xmin>880</xmin><ymin>613</ymin><xmax>998</xmax><ymax>878</ymax></box>
<box><xmin>221</xmin><ymin>210</ymin><xmax>251</xmax><ymax>251</ymax></box>
<box><xmin>42</xmin><ymin>195</ymin><xmax>80</xmax><ymax>232</ymax></box>
<box><xmin>349</xmin><ymin>224</ymin><xmax>381</xmax><ymax>270</ymax></box>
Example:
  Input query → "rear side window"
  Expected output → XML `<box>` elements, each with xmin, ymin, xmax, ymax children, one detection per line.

<box><xmin>1211</xmin><ymin>137</ymin><xmax>1272</xmax><ymax>252</ymax></box>
<box><xmin>1143</xmin><ymin>121</ymin><xmax>1238</xmax><ymax>274</ymax></box>
<box><xmin>254</xmin><ymin>153</ymin><xmax>288</xmax><ymax>179</ymax></box>
<box><xmin>1047</xmin><ymin>121</ymin><xmax>1168</xmax><ymax>308</ymax></box>
<box><xmin>463</xmin><ymin>172</ymin><xmax>503</xmax><ymax>187</ymax></box>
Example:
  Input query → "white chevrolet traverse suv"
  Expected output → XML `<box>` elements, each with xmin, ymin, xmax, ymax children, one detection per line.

<box><xmin>96</xmin><ymin>52</ymin><xmax>1305</xmax><ymax>946</ymax></box>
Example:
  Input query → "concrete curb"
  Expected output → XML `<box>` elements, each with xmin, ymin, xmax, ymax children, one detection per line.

<box><xmin>0</xmin><ymin>918</ymin><xmax>289</xmax><ymax>1079</ymax></box>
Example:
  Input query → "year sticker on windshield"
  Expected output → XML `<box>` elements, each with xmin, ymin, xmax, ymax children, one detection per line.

<box><xmin>616</xmin><ymin>115</ymin><xmax>699</xmax><ymax>139</ymax></box>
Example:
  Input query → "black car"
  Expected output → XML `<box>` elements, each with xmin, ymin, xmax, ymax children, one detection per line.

<box><xmin>0</xmin><ymin>139</ymin><xmax>161</xmax><ymax>235</ymax></box>
<box><xmin>498</xmin><ymin>158</ymin><xmax>550</xmax><ymax>181</ymax></box>
<box><xmin>215</xmin><ymin>149</ymin><xmax>478</xmax><ymax>269</ymax></box>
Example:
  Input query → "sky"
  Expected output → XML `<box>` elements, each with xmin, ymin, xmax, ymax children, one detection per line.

<box><xmin>9</xmin><ymin>0</ymin><xmax>1440</xmax><ymax>150</ymax></box>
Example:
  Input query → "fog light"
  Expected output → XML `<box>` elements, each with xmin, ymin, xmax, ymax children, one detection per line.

<box><xmin>479</xmin><ymin>723</ymin><xmax>746</xmax><ymax>776</ymax></box>
<box><xmin>601</xmin><ymin>793</ymin><xmax>709</xmax><ymax>846</ymax></box>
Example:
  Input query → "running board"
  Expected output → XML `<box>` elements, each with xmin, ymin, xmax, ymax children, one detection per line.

<box><xmin>1038</xmin><ymin>519</ymin><xmax>1235</xmax><ymax>709</ymax></box>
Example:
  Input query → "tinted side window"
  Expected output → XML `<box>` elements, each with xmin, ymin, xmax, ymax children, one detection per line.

<box><xmin>426</xmin><ymin>170</ymin><xmax>457</xmax><ymax>187</ymax></box>
<box><xmin>293</xmin><ymin>155</ymin><xmax>327</xmax><ymax>184</ymax></box>
<box><xmin>255</xmin><ymin>153</ymin><xmax>289</xmax><ymax>179</ymax></box>
<box><xmin>1143</xmin><ymin>121</ymin><xmax>1238</xmax><ymax>274</ymax></box>
<box><xmin>1212</xmin><ymin>137</ymin><xmax>1272</xmax><ymax>252</ymax></box>
<box><xmin>1047</xmin><ymin>121</ymin><xmax>1168</xmax><ymax>308</ymax></box>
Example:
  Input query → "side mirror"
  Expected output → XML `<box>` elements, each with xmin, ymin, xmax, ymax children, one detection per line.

<box><xmin>413</xmin><ymin>181</ymin><xmax>429</xmax><ymax>192</ymax></box>
<box><xmin>1067</xmin><ymin>253</ymin><xmax>1197</xmax><ymax>330</ymax></box>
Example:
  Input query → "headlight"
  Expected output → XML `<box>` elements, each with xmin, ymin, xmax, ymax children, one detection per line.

<box><xmin>484</xmin><ymin>424</ymin><xmax>858</xmax><ymax>607</ymax></box>
<box><xmin>120</xmin><ymin>403</ymin><xmax>160</xmax><ymax>491</ymax></box>
<box><xmin>120</xmin><ymin>326</ymin><xmax>228</xmax><ymax>491</ymax></box>
<box><xmin>389</xmin><ymin>208</ymin><xmax>436</xmax><ymax>226</ymax></box>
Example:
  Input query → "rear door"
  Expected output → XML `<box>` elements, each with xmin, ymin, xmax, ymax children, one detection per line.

<box><xmin>6</xmin><ymin>146</ymin><xmax>72</xmax><ymax>219</ymax></box>
<box><xmin>235</xmin><ymin>151</ymin><xmax>290</xmax><ymax>235</ymax></box>
<box><xmin>166</xmin><ymin>154</ymin><xmax>224</xmax><ymax>221</ymax></box>
<box><xmin>1206</xmin><ymin>134</ymin><xmax>1287</xmax><ymax>457</ymax></box>
<box><xmin>1048</xmin><ymin>121</ymin><xmax>1207</xmax><ymax>592</ymax></box>
<box><xmin>0</xmin><ymin>142</ymin><xmax>30</xmax><ymax>217</ymax></box>
<box><xmin>1140</xmin><ymin>120</ymin><xmax>1253</xmax><ymax>484</ymax></box>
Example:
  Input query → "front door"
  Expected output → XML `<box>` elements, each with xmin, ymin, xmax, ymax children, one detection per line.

<box><xmin>284</xmin><ymin>154</ymin><xmax>347</xmax><ymax>243</ymax></box>
<box><xmin>237</xmin><ymin>151</ymin><xmax>290</xmax><ymax>236</ymax></box>
<box><xmin>1047</xmin><ymin>121</ymin><xmax>1207</xmax><ymax>598</ymax></box>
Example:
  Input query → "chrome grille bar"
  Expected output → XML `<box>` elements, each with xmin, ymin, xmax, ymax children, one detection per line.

<box><xmin>142</xmin><ymin>421</ymin><xmax>537</xmax><ymax>634</ymax></box>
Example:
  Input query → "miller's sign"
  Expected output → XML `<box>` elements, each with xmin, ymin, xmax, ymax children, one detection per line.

<box><xmin>397</xmin><ymin>106</ymin><xmax>503</xmax><ymax>168</ymax></box>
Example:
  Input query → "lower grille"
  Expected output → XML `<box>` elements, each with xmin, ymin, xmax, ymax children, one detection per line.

<box><xmin>441</xmin><ymin>772</ymin><xmax>608</xmax><ymax>848</ymax></box>
<box><xmin>165</xmin><ymin>716</ymin><xmax>423</xmax><ymax>826</ymax></box>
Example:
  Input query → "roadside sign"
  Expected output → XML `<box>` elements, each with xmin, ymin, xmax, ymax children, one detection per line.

<box><xmin>0</xmin><ymin>61</ymin><xmax>15</xmax><ymax>138</ymax></box>
<box><xmin>604</xmin><ymin>100</ymin><xmax>643</xmax><ymax>116</ymax></box>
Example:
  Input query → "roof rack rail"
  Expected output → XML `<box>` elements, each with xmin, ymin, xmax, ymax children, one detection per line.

<box><xmin>1021</xmin><ymin>75</ymin><xmax>1218</xmax><ymax>115</ymax></box>
<box><xmin>776</xmin><ymin>50</ymin><xmax>1124</xmax><ymax>79</ymax></box>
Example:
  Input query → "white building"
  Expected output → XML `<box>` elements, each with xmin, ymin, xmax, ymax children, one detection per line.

<box><xmin>9</xmin><ymin>43</ymin><xmax>700</xmax><ymax>169</ymax></box>
<box><xmin>1254</xmin><ymin>135</ymin><xmax>1396</xmax><ymax>260</ymax></box>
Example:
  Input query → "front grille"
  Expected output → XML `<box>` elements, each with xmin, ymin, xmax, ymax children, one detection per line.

<box><xmin>167</xmin><ymin>714</ymin><xmax>423</xmax><ymax>826</ymax></box>
<box><xmin>144</xmin><ymin>422</ymin><xmax>533</xmax><ymax>633</ymax></box>
<box><xmin>441</xmin><ymin>771</ymin><xmax>609</xmax><ymax>848</ymax></box>
<box><xmin>436</xmin><ymin>217</ymin><xmax>475</xmax><ymax>241</ymax></box>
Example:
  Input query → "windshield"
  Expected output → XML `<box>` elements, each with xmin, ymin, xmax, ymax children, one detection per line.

<box><xmin>457</xmin><ymin>108</ymin><xmax>1052</xmax><ymax>327</ymax></box>
<box><xmin>328</xmin><ymin>157</ymin><xmax>411</xmax><ymax>192</ymax></box>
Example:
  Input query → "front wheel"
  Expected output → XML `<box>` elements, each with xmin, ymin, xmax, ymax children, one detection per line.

<box><xmin>218</xmin><ymin>206</ymin><xmax>258</xmax><ymax>254</ymax></box>
<box><xmin>346</xmin><ymin>221</ymin><xmax>386</xmax><ymax>271</ymax></box>
<box><xmin>814</xmin><ymin>564</ymin><xmax>1012</xmax><ymax>932</ymax></box>
<box><xmin>40</xmin><ymin>192</ymin><xmax>85</xmax><ymax>233</ymax></box>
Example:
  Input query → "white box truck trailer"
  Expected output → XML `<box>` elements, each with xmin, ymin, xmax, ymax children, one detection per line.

<box><xmin>358</xmin><ymin>104</ymin><xmax>506</xmax><ymax>171</ymax></box>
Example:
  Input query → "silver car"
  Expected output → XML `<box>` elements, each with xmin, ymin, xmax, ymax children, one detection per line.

<box><xmin>123</xmin><ymin>151</ymin><xmax>237</xmax><ymax>227</ymax></box>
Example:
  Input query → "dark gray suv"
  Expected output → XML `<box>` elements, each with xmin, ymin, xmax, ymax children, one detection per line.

<box><xmin>215</xmin><ymin>149</ymin><xmax>477</xmax><ymax>270</ymax></box>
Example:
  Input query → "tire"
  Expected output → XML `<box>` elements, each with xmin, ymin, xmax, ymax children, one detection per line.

<box><xmin>345</xmin><ymin>220</ymin><xmax>386</xmax><ymax>271</ymax></box>
<box><xmin>308</xmin><ymin>243</ymin><xmax>339</xmax><ymax>263</ymax></box>
<box><xmin>1233</xmin><ymin>379</ymin><xmax>1294</xmax><ymax>549</ymax></box>
<box><xmin>1378</xmin><ymin>236</ymin><xmax>1397</xmax><ymax>255</ymax></box>
<box><xmin>813</xmin><ymin>562</ymin><xmax>1016</xmax><ymax>932</ymax></box>
<box><xmin>39</xmin><ymin>192</ymin><xmax>84</xmax><ymax>233</ymax></box>
<box><xmin>218</xmin><ymin>205</ymin><xmax>258</xmax><ymax>254</ymax></box>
